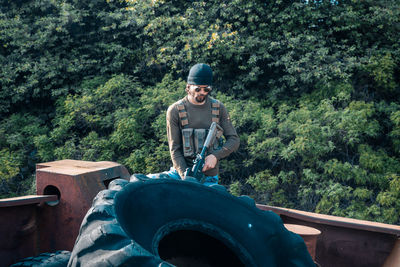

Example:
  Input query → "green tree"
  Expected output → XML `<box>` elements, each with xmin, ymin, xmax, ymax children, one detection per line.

<box><xmin>0</xmin><ymin>0</ymin><xmax>399</xmax><ymax>225</ymax></box>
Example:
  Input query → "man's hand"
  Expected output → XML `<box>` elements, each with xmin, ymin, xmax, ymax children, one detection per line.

<box><xmin>202</xmin><ymin>154</ymin><xmax>218</xmax><ymax>172</ymax></box>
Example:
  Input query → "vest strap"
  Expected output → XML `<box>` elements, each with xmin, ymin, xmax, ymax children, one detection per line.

<box><xmin>177</xmin><ymin>98</ymin><xmax>220</xmax><ymax>127</ymax></box>
<box><xmin>177</xmin><ymin>101</ymin><xmax>189</xmax><ymax>127</ymax></box>
<box><xmin>211</xmin><ymin>98</ymin><xmax>220</xmax><ymax>124</ymax></box>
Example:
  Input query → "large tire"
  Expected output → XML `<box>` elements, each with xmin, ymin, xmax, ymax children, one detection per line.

<box><xmin>68</xmin><ymin>175</ymin><xmax>315</xmax><ymax>267</ymax></box>
<box><xmin>10</xmin><ymin>251</ymin><xmax>71</xmax><ymax>267</ymax></box>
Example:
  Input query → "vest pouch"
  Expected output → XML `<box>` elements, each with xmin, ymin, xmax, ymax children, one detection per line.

<box><xmin>212</xmin><ymin>126</ymin><xmax>224</xmax><ymax>150</ymax></box>
<box><xmin>213</xmin><ymin>137</ymin><xmax>224</xmax><ymax>150</ymax></box>
<box><xmin>182</xmin><ymin>128</ymin><xmax>195</xmax><ymax>157</ymax></box>
<box><xmin>194</xmin><ymin>129</ymin><xmax>207</xmax><ymax>154</ymax></box>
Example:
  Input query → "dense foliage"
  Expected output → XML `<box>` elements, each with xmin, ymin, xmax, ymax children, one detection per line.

<box><xmin>1</xmin><ymin>0</ymin><xmax>399</xmax><ymax>224</ymax></box>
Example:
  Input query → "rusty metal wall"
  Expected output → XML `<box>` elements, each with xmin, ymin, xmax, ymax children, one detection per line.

<box><xmin>36</xmin><ymin>160</ymin><xmax>131</xmax><ymax>252</ymax></box>
<box><xmin>258</xmin><ymin>204</ymin><xmax>400</xmax><ymax>267</ymax></box>
<box><xmin>283</xmin><ymin>215</ymin><xmax>396</xmax><ymax>267</ymax></box>
<box><xmin>0</xmin><ymin>195</ymin><xmax>56</xmax><ymax>266</ymax></box>
<box><xmin>0</xmin><ymin>160</ymin><xmax>130</xmax><ymax>266</ymax></box>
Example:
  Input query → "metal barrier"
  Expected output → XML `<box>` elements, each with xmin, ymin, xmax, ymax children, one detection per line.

<box><xmin>0</xmin><ymin>160</ymin><xmax>130</xmax><ymax>266</ymax></box>
<box><xmin>258</xmin><ymin>204</ymin><xmax>400</xmax><ymax>267</ymax></box>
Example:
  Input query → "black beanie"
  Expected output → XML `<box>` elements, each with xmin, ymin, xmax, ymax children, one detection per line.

<box><xmin>187</xmin><ymin>63</ymin><xmax>213</xmax><ymax>85</ymax></box>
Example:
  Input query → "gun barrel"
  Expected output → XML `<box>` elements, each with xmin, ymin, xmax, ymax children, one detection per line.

<box><xmin>203</xmin><ymin>122</ymin><xmax>217</xmax><ymax>149</ymax></box>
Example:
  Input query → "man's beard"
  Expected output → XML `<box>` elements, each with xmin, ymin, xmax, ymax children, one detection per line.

<box><xmin>189</xmin><ymin>90</ymin><xmax>207</xmax><ymax>103</ymax></box>
<box><xmin>195</xmin><ymin>95</ymin><xmax>206</xmax><ymax>103</ymax></box>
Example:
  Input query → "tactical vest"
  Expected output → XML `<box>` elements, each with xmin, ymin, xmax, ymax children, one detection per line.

<box><xmin>177</xmin><ymin>98</ymin><xmax>222</xmax><ymax>158</ymax></box>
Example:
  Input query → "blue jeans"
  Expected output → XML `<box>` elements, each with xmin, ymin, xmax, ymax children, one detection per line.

<box><xmin>147</xmin><ymin>167</ymin><xmax>219</xmax><ymax>186</ymax></box>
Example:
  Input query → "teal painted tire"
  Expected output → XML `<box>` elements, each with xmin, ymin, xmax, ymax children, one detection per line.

<box><xmin>10</xmin><ymin>251</ymin><xmax>71</xmax><ymax>267</ymax></box>
<box><xmin>68</xmin><ymin>175</ymin><xmax>315</xmax><ymax>267</ymax></box>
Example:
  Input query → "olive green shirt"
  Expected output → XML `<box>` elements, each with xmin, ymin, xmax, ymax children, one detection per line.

<box><xmin>166</xmin><ymin>95</ymin><xmax>240</xmax><ymax>178</ymax></box>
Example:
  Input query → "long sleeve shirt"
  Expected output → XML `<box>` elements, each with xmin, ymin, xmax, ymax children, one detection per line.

<box><xmin>166</xmin><ymin>95</ymin><xmax>240</xmax><ymax>178</ymax></box>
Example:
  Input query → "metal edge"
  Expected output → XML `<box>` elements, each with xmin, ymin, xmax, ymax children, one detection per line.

<box><xmin>257</xmin><ymin>204</ymin><xmax>400</xmax><ymax>236</ymax></box>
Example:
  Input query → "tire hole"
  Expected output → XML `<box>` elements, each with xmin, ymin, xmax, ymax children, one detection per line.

<box><xmin>158</xmin><ymin>230</ymin><xmax>245</xmax><ymax>267</ymax></box>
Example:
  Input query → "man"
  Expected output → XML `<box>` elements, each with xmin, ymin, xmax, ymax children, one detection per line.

<box><xmin>162</xmin><ymin>63</ymin><xmax>240</xmax><ymax>186</ymax></box>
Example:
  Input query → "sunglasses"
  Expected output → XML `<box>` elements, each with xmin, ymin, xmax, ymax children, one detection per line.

<box><xmin>191</xmin><ymin>85</ymin><xmax>212</xmax><ymax>93</ymax></box>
